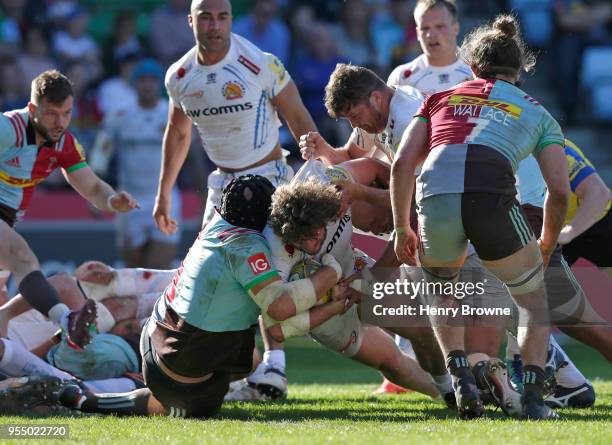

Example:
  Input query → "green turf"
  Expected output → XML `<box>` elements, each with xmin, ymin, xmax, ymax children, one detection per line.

<box><xmin>0</xmin><ymin>337</ymin><xmax>610</xmax><ymax>445</ymax></box>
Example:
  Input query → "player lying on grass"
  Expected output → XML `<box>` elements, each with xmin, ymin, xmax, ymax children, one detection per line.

<box><xmin>4</xmin><ymin>175</ymin><xmax>358</xmax><ymax>419</ymax></box>
<box><xmin>0</xmin><ymin>266</ymin><xmax>170</xmax><ymax>414</ymax></box>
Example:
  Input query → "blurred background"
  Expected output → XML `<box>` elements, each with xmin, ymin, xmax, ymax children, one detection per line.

<box><xmin>1</xmin><ymin>0</ymin><xmax>610</xmax><ymax>289</ymax></box>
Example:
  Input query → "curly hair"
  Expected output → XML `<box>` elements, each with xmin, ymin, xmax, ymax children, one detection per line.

<box><xmin>31</xmin><ymin>70</ymin><xmax>73</xmax><ymax>105</ymax></box>
<box><xmin>460</xmin><ymin>14</ymin><xmax>535</xmax><ymax>79</ymax></box>
<box><xmin>324</xmin><ymin>63</ymin><xmax>386</xmax><ymax>119</ymax></box>
<box><xmin>270</xmin><ymin>178</ymin><xmax>342</xmax><ymax>244</ymax></box>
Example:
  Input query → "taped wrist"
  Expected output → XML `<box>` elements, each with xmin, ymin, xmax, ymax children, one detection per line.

<box><xmin>286</xmin><ymin>278</ymin><xmax>317</xmax><ymax>312</ymax></box>
<box><xmin>280</xmin><ymin>311</ymin><xmax>310</xmax><ymax>339</ymax></box>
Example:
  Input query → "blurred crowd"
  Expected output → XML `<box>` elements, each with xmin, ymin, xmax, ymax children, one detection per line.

<box><xmin>1</xmin><ymin>0</ymin><xmax>611</xmax><ymax>190</ymax></box>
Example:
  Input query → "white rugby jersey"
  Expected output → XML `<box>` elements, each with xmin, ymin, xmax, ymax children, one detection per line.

<box><xmin>264</xmin><ymin>160</ymin><xmax>354</xmax><ymax>280</ymax></box>
<box><xmin>99</xmin><ymin>100</ymin><xmax>169</xmax><ymax>196</ymax></box>
<box><xmin>387</xmin><ymin>53</ymin><xmax>473</xmax><ymax>96</ymax></box>
<box><xmin>165</xmin><ymin>33</ymin><xmax>291</xmax><ymax>169</ymax></box>
<box><xmin>350</xmin><ymin>85</ymin><xmax>423</xmax><ymax>163</ymax></box>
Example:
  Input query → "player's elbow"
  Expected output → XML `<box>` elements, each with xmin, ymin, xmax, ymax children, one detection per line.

<box><xmin>548</xmin><ymin>179</ymin><xmax>570</xmax><ymax>202</ymax></box>
<box><xmin>266</xmin><ymin>296</ymin><xmax>295</xmax><ymax>322</ymax></box>
<box><xmin>593</xmin><ymin>184</ymin><xmax>612</xmax><ymax>206</ymax></box>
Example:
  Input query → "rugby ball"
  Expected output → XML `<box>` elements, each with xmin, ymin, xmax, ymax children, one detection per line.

<box><xmin>288</xmin><ymin>258</ymin><xmax>333</xmax><ymax>304</ymax></box>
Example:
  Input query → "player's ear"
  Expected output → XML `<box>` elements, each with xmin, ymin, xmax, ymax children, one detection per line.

<box><xmin>27</xmin><ymin>102</ymin><xmax>36</xmax><ymax>116</ymax></box>
<box><xmin>369</xmin><ymin>90</ymin><xmax>383</xmax><ymax>108</ymax></box>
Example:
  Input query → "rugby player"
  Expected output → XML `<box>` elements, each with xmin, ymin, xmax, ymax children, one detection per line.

<box><xmin>91</xmin><ymin>59</ymin><xmax>181</xmax><ymax>269</ymax></box>
<box><xmin>153</xmin><ymin>0</ymin><xmax>318</xmax><ymax>394</ymax></box>
<box><xmin>259</xmin><ymin>163</ymin><xmax>455</xmax><ymax>404</ymax></box>
<box><xmin>0</xmin><ymin>70</ymin><xmax>138</xmax><ymax>350</ymax></box>
<box><xmin>390</xmin><ymin>15</ymin><xmax>569</xmax><ymax>419</ymax></box>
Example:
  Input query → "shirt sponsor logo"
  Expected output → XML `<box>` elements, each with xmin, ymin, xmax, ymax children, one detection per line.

<box><xmin>238</xmin><ymin>55</ymin><xmax>261</xmax><ymax>75</ymax></box>
<box><xmin>325</xmin><ymin>214</ymin><xmax>352</xmax><ymax>253</ymax></box>
<box><xmin>448</xmin><ymin>95</ymin><xmax>522</xmax><ymax>118</ymax></box>
<box><xmin>248</xmin><ymin>253</ymin><xmax>272</xmax><ymax>275</ymax></box>
<box><xmin>185</xmin><ymin>102</ymin><xmax>253</xmax><ymax>117</ymax></box>
<box><xmin>222</xmin><ymin>81</ymin><xmax>245</xmax><ymax>100</ymax></box>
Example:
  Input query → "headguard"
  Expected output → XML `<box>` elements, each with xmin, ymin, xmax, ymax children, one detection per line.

<box><xmin>219</xmin><ymin>174</ymin><xmax>275</xmax><ymax>231</ymax></box>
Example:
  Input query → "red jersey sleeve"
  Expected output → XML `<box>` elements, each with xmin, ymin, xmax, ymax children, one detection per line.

<box><xmin>415</xmin><ymin>95</ymin><xmax>432</xmax><ymax>122</ymax></box>
<box><xmin>60</xmin><ymin>132</ymin><xmax>88</xmax><ymax>173</ymax></box>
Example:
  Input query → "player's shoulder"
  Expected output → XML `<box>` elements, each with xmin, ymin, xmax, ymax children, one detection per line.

<box><xmin>388</xmin><ymin>55</ymin><xmax>426</xmax><ymax>85</ymax></box>
<box><xmin>451</xmin><ymin>58</ymin><xmax>473</xmax><ymax>76</ymax></box>
<box><xmin>165</xmin><ymin>46</ymin><xmax>198</xmax><ymax>87</ymax></box>
<box><xmin>394</xmin><ymin>84</ymin><xmax>424</xmax><ymax>102</ymax></box>
<box><xmin>0</xmin><ymin>108</ymin><xmax>29</xmax><ymax>146</ymax></box>
<box><xmin>231</xmin><ymin>33</ymin><xmax>271</xmax><ymax>72</ymax></box>
<box><xmin>263</xmin><ymin>225</ymin><xmax>299</xmax><ymax>259</ymax></box>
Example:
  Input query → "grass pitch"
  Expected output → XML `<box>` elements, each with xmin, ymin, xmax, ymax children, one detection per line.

<box><xmin>0</xmin><ymin>337</ymin><xmax>610</xmax><ymax>445</ymax></box>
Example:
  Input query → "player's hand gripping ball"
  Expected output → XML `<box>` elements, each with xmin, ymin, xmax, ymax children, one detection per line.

<box><xmin>289</xmin><ymin>258</ymin><xmax>333</xmax><ymax>304</ymax></box>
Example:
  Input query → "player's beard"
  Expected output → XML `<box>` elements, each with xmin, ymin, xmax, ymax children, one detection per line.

<box><xmin>31</xmin><ymin>117</ymin><xmax>65</xmax><ymax>145</ymax></box>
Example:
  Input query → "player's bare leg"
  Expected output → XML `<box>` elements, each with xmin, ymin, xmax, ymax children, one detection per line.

<box><xmin>482</xmin><ymin>239</ymin><xmax>555</xmax><ymax>419</ymax></box>
<box><xmin>352</xmin><ymin>326</ymin><xmax>438</xmax><ymax>397</ymax></box>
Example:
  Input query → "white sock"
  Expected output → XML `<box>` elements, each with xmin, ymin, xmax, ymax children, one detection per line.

<box><xmin>0</xmin><ymin>338</ymin><xmax>73</xmax><ymax>381</ymax></box>
<box><xmin>432</xmin><ymin>373</ymin><xmax>453</xmax><ymax>394</ymax></box>
<box><xmin>263</xmin><ymin>350</ymin><xmax>286</xmax><ymax>373</ymax></box>
<box><xmin>48</xmin><ymin>303</ymin><xmax>70</xmax><ymax>328</ymax></box>
<box><xmin>550</xmin><ymin>336</ymin><xmax>588</xmax><ymax>388</ymax></box>
<box><xmin>250</xmin><ymin>361</ymin><xmax>267</xmax><ymax>378</ymax></box>
<box><xmin>83</xmin><ymin>377</ymin><xmax>136</xmax><ymax>393</ymax></box>
<box><xmin>395</xmin><ymin>336</ymin><xmax>416</xmax><ymax>358</ymax></box>
<box><xmin>95</xmin><ymin>302</ymin><xmax>116</xmax><ymax>333</ymax></box>
<box><xmin>505</xmin><ymin>332</ymin><xmax>521</xmax><ymax>359</ymax></box>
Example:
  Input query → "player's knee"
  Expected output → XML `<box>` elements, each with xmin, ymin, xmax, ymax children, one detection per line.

<box><xmin>378</xmin><ymin>348</ymin><xmax>403</xmax><ymax>375</ymax></box>
<box><xmin>422</xmin><ymin>266</ymin><xmax>459</xmax><ymax>283</ymax></box>
<box><xmin>504</xmin><ymin>263</ymin><xmax>544</xmax><ymax>297</ymax></box>
<box><xmin>10</xmin><ymin>243</ymin><xmax>39</xmax><ymax>276</ymax></box>
<box><xmin>48</xmin><ymin>273</ymin><xmax>78</xmax><ymax>301</ymax></box>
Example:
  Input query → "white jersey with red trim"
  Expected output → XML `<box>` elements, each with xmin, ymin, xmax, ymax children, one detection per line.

<box><xmin>264</xmin><ymin>160</ymin><xmax>354</xmax><ymax>280</ymax></box>
<box><xmin>387</xmin><ymin>54</ymin><xmax>473</xmax><ymax>97</ymax></box>
<box><xmin>350</xmin><ymin>86</ymin><xmax>423</xmax><ymax>164</ymax></box>
<box><xmin>165</xmin><ymin>33</ymin><xmax>291</xmax><ymax>169</ymax></box>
